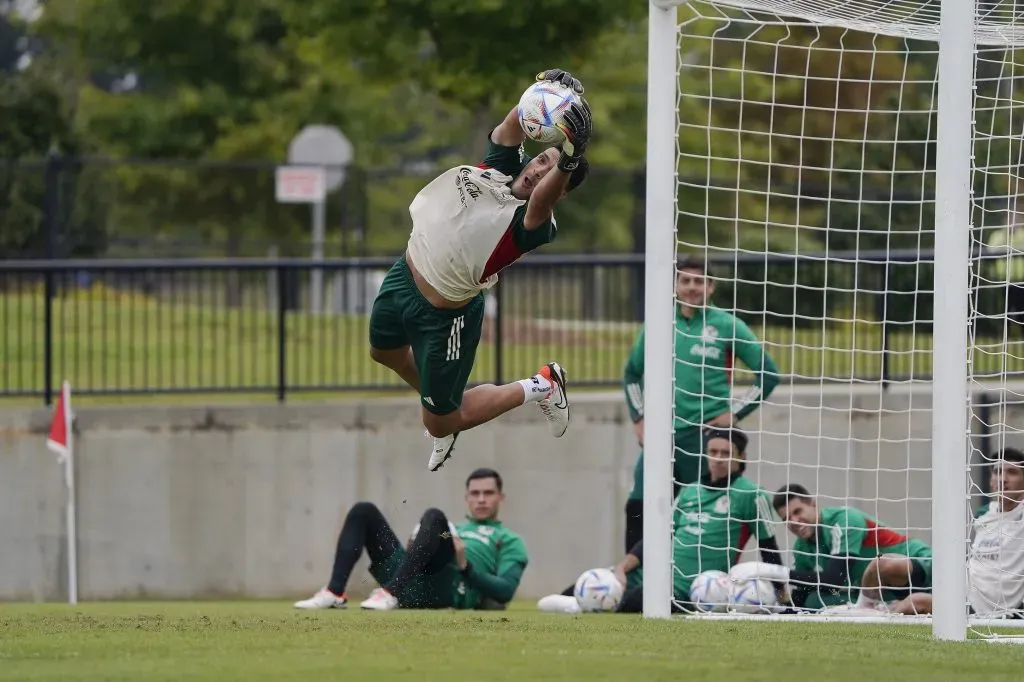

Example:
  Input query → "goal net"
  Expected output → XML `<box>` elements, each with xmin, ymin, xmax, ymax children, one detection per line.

<box><xmin>641</xmin><ymin>0</ymin><xmax>1024</xmax><ymax>642</ymax></box>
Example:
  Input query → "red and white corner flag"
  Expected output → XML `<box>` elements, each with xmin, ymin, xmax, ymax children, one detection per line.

<box><xmin>46</xmin><ymin>380</ymin><xmax>73</xmax><ymax>466</ymax></box>
<box><xmin>45</xmin><ymin>380</ymin><xmax>78</xmax><ymax>605</ymax></box>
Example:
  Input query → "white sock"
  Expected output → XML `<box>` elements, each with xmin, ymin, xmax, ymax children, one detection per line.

<box><xmin>855</xmin><ymin>591</ymin><xmax>880</xmax><ymax>608</ymax></box>
<box><xmin>518</xmin><ymin>374</ymin><xmax>553</xmax><ymax>404</ymax></box>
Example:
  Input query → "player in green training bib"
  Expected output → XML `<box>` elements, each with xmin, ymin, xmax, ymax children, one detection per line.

<box><xmin>537</xmin><ymin>428</ymin><xmax>787</xmax><ymax>614</ymax></box>
<box><xmin>294</xmin><ymin>468</ymin><xmax>527</xmax><ymax>611</ymax></box>
<box><xmin>622</xmin><ymin>255</ymin><xmax>780</xmax><ymax>556</ymax></box>
<box><xmin>729</xmin><ymin>483</ymin><xmax>932</xmax><ymax>614</ymax></box>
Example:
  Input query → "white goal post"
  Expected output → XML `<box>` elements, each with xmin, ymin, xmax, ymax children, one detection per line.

<box><xmin>642</xmin><ymin>0</ymin><xmax>1024</xmax><ymax>642</ymax></box>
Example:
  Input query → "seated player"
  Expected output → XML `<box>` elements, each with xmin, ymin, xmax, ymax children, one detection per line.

<box><xmin>896</xmin><ymin>448</ymin><xmax>1024</xmax><ymax>618</ymax></box>
<box><xmin>537</xmin><ymin>428</ymin><xmax>785</xmax><ymax>613</ymax></box>
<box><xmin>294</xmin><ymin>467</ymin><xmax>528</xmax><ymax>611</ymax></box>
<box><xmin>368</xmin><ymin>68</ymin><xmax>592</xmax><ymax>471</ymax></box>
<box><xmin>730</xmin><ymin>483</ymin><xmax>933</xmax><ymax>614</ymax></box>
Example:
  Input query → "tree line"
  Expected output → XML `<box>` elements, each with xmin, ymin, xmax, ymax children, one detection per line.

<box><xmin>1</xmin><ymin>0</ymin><xmax>1016</xmax><ymax>315</ymax></box>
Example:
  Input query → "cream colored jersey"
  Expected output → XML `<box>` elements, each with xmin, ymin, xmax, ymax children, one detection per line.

<box><xmin>406</xmin><ymin>165</ymin><xmax>529</xmax><ymax>301</ymax></box>
<box><xmin>404</xmin><ymin>135</ymin><xmax>558</xmax><ymax>303</ymax></box>
<box><xmin>967</xmin><ymin>501</ymin><xmax>1024</xmax><ymax>616</ymax></box>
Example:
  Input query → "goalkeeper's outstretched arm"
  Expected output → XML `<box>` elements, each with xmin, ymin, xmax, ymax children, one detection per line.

<box><xmin>490</xmin><ymin>107</ymin><xmax>528</xmax><ymax>147</ymax></box>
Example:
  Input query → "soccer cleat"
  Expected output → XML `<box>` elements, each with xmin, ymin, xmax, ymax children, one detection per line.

<box><xmin>293</xmin><ymin>587</ymin><xmax>347</xmax><ymax>609</ymax></box>
<box><xmin>537</xmin><ymin>362</ymin><xmax>570</xmax><ymax>438</ymax></box>
<box><xmin>427</xmin><ymin>431</ymin><xmax>459</xmax><ymax>471</ymax></box>
<box><xmin>537</xmin><ymin>594</ymin><xmax>582</xmax><ymax>615</ymax></box>
<box><xmin>360</xmin><ymin>587</ymin><xmax>399</xmax><ymax>611</ymax></box>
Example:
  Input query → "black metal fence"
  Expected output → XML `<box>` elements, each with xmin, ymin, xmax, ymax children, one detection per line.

<box><xmin>4</xmin><ymin>250</ymin><xmax>1023</xmax><ymax>405</ymax></box>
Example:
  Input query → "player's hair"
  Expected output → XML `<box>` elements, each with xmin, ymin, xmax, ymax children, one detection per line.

<box><xmin>677</xmin><ymin>254</ymin><xmax>714</xmax><ymax>277</ymax></box>
<box><xmin>567</xmin><ymin>156</ymin><xmax>589</xmax><ymax>193</ymax></box>
<box><xmin>772</xmin><ymin>483</ymin><xmax>814</xmax><ymax>512</ymax></box>
<box><xmin>466</xmin><ymin>467</ymin><xmax>503</xmax><ymax>491</ymax></box>
<box><xmin>704</xmin><ymin>426</ymin><xmax>748</xmax><ymax>454</ymax></box>
<box><xmin>999</xmin><ymin>448</ymin><xmax>1024</xmax><ymax>467</ymax></box>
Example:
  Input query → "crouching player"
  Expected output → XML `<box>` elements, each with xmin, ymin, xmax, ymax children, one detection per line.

<box><xmin>730</xmin><ymin>483</ymin><xmax>933</xmax><ymax>614</ymax></box>
<box><xmin>538</xmin><ymin>428</ymin><xmax>786</xmax><ymax>613</ymax></box>
<box><xmin>295</xmin><ymin>468</ymin><xmax>528</xmax><ymax>611</ymax></box>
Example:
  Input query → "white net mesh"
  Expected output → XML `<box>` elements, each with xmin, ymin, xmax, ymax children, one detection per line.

<box><xmin>663</xmin><ymin>0</ymin><xmax>1024</xmax><ymax>636</ymax></box>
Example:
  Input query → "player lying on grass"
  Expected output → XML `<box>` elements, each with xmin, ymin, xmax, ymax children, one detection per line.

<box><xmin>537</xmin><ymin>428</ymin><xmax>786</xmax><ymax>613</ymax></box>
<box><xmin>295</xmin><ymin>467</ymin><xmax>528</xmax><ymax>611</ymax></box>
<box><xmin>368</xmin><ymin>68</ymin><xmax>593</xmax><ymax>472</ymax></box>
<box><xmin>622</xmin><ymin>256</ymin><xmax>779</xmax><ymax>554</ymax></box>
<box><xmin>729</xmin><ymin>483</ymin><xmax>933</xmax><ymax>614</ymax></box>
<box><xmin>893</xmin><ymin>448</ymin><xmax>1024</xmax><ymax>619</ymax></box>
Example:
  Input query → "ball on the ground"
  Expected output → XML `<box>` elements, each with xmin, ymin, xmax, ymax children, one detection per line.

<box><xmin>729</xmin><ymin>578</ymin><xmax>779</xmax><ymax>614</ymax></box>
<box><xmin>688</xmin><ymin>570</ymin><xmax>732</xmax><ymax>612</ymax></box>
<box><xmin>517</xmin><ymin>81</ymin><xmax>579</xmax><ymax>145</ymax></box>
<box><xmin>574</xmin><ymin>568</ymin><xmax>624</xmax><ymax>613</ymax></box>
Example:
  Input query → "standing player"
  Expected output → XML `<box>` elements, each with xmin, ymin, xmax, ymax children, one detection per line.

<box><xmin>730</xmin><ymin>483</ymin><xmax>933</xmax><ymax>614</ymax></box>
<box><xmin>537</xmin><ymin>428</ymin><xmax>786</xmax><ymax>613</ymax></box>
<box><xmin>622</xmin><ymin>256</ymin><xmax>780</xmax><ymax>552</ymax></box>
<box><xmin>295</xmin><ymin>467</ymin><xmax>528</xmax><ymax>611</ymax></box>
<box><xmin>368</xmin><ymin>69</ymin><xmax>593</xmax><ymax>471</ymax></box>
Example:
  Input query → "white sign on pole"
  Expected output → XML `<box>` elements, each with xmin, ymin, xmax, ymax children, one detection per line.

<box><xmin>275</xmin><ymin>166</ymin><xmax>326</xmax><ymax>204</ymax></box>
<box><xmin>288</xmin><ymin>125</ymin><xmax>353</xmax><ymax>191</ymax></box>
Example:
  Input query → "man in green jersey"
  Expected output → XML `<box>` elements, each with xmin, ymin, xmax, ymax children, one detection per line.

<box><xmin>294</xmin><ymin>468</ymin><xmax>528</xmax><ymax>611</ymax></box>
<box><xmin>622</xmin><ymin>255</ymin><xmax>780</xmax><ymax>553</ymax></box>
<box><xmin>537</xmin><ymin>428</ymin><xmax>785</xmax><ymax>613</ymax></box>
<box><xmin>728</xmin><ymin>483</ymin><xmax>932</xmax><ymax>614</ymax></box>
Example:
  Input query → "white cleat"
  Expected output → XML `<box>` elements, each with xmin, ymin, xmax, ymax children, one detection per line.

<box><xmin>538</xmin><ymin>362</ymin><xmax>569</xmax><ymax>438</ymax></box>
<box><xmin>537</xmin><ymin>594</ymin><xmax>582</xmax><ymax>614</ymax></box>
<box><xmin>427</xmin><ymin>432</ymin><xmax>459</xmax><ymax>471</ymax></box>
<box><xmin>294</xmin><ymin>587</ymin><xmax>347</xmax><ymax>610</ymax></box>
<box><xmin>360</xmin><ymin>587</ymin><xmax>399</xmax><ymax>611</ymax></box>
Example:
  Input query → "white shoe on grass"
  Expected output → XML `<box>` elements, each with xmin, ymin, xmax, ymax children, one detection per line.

<box><xmin>360</xmin><ymin>587</ymin><xmax>399</xmax><ymax>611</ymax></box>
<box><xmin>537</xmin><ymin>594</ymin><xmax>582</xmax><ymax>614</ymax></box>
<box><xmin>294</xmin><ymin>587</ymin><xmax>347</xmax><ymax>609</ymax></box>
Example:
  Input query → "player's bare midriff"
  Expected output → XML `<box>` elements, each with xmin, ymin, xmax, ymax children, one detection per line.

<box><xmin>404</xmin><ymin>251</ymin><xmax>477</xmax><ymax>310</ymax></box>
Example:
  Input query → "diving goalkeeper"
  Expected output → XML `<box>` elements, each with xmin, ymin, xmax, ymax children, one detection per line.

<box><xmin>622</xmin><ymin>256</ymin><xmax>780</xmax><ymax>552</ymax></box>
<box><xmin>295</xmin><ymin>468</ymin><xmax>528</xmax><ymax>611</ymax></box>
<box><xmin>368</xmin><ymin>69</ymin><xmax>592</xmax><ymax>472</ymax></box>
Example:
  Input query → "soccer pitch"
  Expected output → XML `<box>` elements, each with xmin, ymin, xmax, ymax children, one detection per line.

<box><xmin>1</xmin><ymin>602</ymin><xmax>1022</xmax><ymax>682</ymax></box>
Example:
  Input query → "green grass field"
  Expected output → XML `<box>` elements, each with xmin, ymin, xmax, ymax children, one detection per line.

<box><xmin>3</xmin><ymin>287</ymin><xmax>1024</xmax><ymax>404</ymax></box>
<box><xmin>2</xmin><ymin>602</ymin><xmax>1023</xmax><ymax>681</ymax></box>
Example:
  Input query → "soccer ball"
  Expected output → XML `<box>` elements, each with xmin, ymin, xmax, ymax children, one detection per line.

<box><xmin>729</xmin><ymin>578</ymin><xmax>779</xmax><ymax>614</ymax></box>
<box><xmin>517</xmin><ymin>81</ymin><xmax>579</xmax><ymax>145</ymax></box>
<box><xmin>574</xmin><ymin>568</ymin><xmax>624</xmax><ymax>613</ymax></box>
<box><xmin>688</xmin><ymin>570</ymin><xmax>732</xmax><ymax>612</ymax></box>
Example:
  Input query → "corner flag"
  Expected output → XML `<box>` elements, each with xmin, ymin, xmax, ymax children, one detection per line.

<box><xmin>46</xmin><ymin>380</ymin><xmax>78</xmax><ymax>605</ymax></box>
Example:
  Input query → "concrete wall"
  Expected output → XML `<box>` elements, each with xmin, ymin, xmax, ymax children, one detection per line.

<box><xmin>0</xmin><ymin>384</ymin><xmax>1016</xmax><ymax>603</ymax></box>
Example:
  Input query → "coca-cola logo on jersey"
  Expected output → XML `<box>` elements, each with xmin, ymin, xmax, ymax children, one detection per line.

<box><xmin>456</xmin><ymin>168</ymin><xmax>482</xmax><ymax>202</ymax></box>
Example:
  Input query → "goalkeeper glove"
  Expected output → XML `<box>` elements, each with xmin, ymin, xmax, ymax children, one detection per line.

<box><xmin>555</xmin><ymin>98</ymin><xmax>592</xmax><ymax>173</ymax></box>
<box><xmin>536</xmin><ymin>68</ymin><xmax>585</xmax><ymax>96</ymax></box>
<box><xmin>729</xmin><ymin>561</ymin><xmax>790</xmax><ymax>584</ymax></box>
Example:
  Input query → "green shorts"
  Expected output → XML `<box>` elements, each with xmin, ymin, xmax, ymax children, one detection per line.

<box><xmin>369</xmin><ymin>257</ymin><xmax>485</xmax><ymax>416</ymax></box>
<box><xmin>627</xmin><ymin>426</ymin><xmax>706</xmax><ymax>501</ymax></box>
<box><xmin>369</xmin><ymin>545</ymin><xmax>460</xmax><ymax>609</ymax></box>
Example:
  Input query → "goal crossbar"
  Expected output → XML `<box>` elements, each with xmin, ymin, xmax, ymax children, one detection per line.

<box><xmin>656</xmin><ymin>0</ymin><xmax>1024</xmax><ymax>45</ymax></box>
